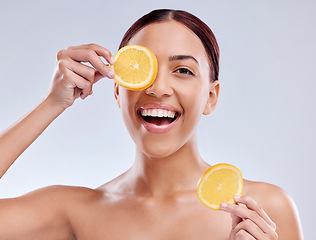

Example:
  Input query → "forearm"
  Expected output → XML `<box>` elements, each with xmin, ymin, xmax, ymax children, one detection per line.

<box><xmin>0</xmin><ymin>97</ymin><xmax>65</xmax><ymax>178</ymax></box>
<box><xmin>0</xmin><ymin>43</ymin><xmax>113</xmax><ymax>179</ymax></box>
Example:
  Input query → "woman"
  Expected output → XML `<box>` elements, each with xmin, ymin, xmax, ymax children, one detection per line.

<box><xmin>0</xmin><ymin>9</ymin><xmax>303</xmax><ymax>240</ymax></box>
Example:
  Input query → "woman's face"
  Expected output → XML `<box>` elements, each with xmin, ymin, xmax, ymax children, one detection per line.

<box><xmin>115</xmin><ymin>20</ymin><xmax>219</xmax><ymax>158</ymax></box>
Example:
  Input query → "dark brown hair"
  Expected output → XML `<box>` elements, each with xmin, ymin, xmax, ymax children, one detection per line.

<box><xmin>119</xmin><ymin>9</ymin><xmax>219</xmax><ymax>82</ymax></box>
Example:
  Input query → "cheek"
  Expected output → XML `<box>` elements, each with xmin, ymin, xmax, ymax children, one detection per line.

<box><xmin>119</xmin><ymin>89</ymin><xmax>140</xmax><ymax>130</ymax></box>
<box><xmin>119</xmin><ymin>88</ymin><xmax>139</xmax><ymax>110</ymax></box>
<box><xmin>177</xmin><ymin>80</ymin><xmax>209</xmax><ymax>116</ymax></box>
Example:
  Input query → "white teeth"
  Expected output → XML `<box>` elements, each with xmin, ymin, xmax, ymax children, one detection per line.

<box><xmin>168</xmin><ymin>111</ymin><xmax>175</xmax><ymax>118</ymax></box>
<box><xmin>152</xmin><ymin>109</ymin><xmax>158</xmax><ymax>117</ymax></box>
<box><xmin>140</xmin><ymin>109</ymin><xmax>176</xmax><ymax>118</ymax></box>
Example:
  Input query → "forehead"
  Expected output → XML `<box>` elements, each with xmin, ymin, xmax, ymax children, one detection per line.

<box><xmin>128</xmin><ymin>20</ymin><xmax>208</xmax><ymax>64</ymax></box>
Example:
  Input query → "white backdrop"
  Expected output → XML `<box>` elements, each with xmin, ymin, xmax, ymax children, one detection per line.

<box><xmin>0</xmin><ymin>0</ymin><xmax>314</xmax><ymax>238</ymax></box>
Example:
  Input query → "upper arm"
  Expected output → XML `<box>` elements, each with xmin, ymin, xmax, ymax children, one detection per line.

<box><xmin>255</xmin><ymin>183</ymin><xmax>304</xmax><ymax>240</ymax></box>
<box><xmin>0</xmin><ymin>186</ymin><xmax>75</xmax><ymax>240</ymax></box>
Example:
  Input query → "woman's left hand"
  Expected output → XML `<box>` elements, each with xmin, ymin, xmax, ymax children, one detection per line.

<box><xmin>220</xmin><ymin>195</ymin><xmax>278</xmax><ymax>240</ymax></box>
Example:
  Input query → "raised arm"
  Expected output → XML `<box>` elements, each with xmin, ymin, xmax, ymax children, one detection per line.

<box><xmin>0</xmin><ymin>43</ymin><xmax>115</xmax><ymax>179</ymax></box>
<box><xmin>0</xmin><ymin>43</ymin><xmax>115</xmax><ymax>239</ymax></box>
<box><xmin>0</xmin><ymin>97</ymin><xmax>64</xmax><ymax>178</ymax></box>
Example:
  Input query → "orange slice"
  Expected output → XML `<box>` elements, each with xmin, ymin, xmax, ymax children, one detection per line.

<box><xmin>110</xmin><ymin>45</ymin><xmax>158</xmax><ymax>90</ymax></box>
<box><xmin>197</xmin><ymin>163</ymin><xmax>243</xmax><ymax>210</ymax></box>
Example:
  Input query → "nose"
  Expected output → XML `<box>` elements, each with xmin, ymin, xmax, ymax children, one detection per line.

<box><xmin>145</xmin><ymin>68</ymin><xmax>174</xmax><ymax>98</ymax></box>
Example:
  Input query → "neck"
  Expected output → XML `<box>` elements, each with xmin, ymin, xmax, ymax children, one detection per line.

<box><xmin>128</xmin><ymin>135</ymin><xmax>210</xmax><ymax>197</ymax></box>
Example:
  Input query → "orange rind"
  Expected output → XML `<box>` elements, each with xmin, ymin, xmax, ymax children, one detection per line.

<box><xmin>110</xmin><ymin>45</ymin><xmax>158</xmax><ymax>90</ymax></box>
<box><xmin>197</xmin><ymin>163</ymin><xmax>243</xmax><ymax>210</ymax></box>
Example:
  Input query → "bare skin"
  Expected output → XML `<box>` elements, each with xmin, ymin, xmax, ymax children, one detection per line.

<box><xmin>0</xmin><ymin>21</ymin><xmax>303</xmax><ymax>240</ymax></box>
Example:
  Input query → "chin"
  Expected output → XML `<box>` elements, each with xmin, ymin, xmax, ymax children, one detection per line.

<box><xmin>139</xmin><ymin>140</ymin><xmax>182</xmax><ymax>159</ymax></box>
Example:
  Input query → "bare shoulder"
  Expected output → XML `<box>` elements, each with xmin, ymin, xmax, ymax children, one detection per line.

<box><xmin>243</xmin><ymin>180</ymin><xmax>295</xmax><ymax>210</ymax></box>
<box><xmin>243</xmin><ymin>180</ymin><xmax>288</xmax><ymax>202</ymax></box>
<box><xmin>0</xmin><ymin>185</ymin><xmax>104</xmax><ymax>240</ymax></box>
<box><xmin>15</xmin><ymin>185</ymin><xmax>106</xmax><ymax>219</ymax></box>
<box><xmin>243</xmin><ymin>180</ymin><xmax>304</xmax><ymax>239</ymax></box>
<box><xmin>20</xmin><ymin>185</ymin><xmax>103</xmax><ymax>203</ymax></box>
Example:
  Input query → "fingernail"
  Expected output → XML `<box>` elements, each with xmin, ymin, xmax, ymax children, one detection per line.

<box><xmin>108</xmin><ymin>70</ymin><xmax>115</xmax><ymax>78</ymax></box>
<box><xmin>220</xmin><ymin>203</ymin><xmax>228</xmax><ymax>208</ymax></box>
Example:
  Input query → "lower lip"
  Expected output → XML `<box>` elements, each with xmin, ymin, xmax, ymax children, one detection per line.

<box><xmin>138</xmin><ymin>115</ymin><xmax>180</xmax><ymax>134</ymax></box>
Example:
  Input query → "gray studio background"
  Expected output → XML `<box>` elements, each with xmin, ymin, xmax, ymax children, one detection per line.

<box><xmin>0</xmin><ymin>0</ymin><xmax>314</xmax><ymax>238</ymax></box>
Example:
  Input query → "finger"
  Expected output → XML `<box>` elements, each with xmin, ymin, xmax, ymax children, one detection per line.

<box><xmin>57</xmin><ymin>59</ymin><xmax>93</xmax><ymax>97</ymax></box>
<box><xmin>63</xmin><ymin>69</ymin><xmax>93</xmax><ymax>99</ymax></box>
<box><xmin>57</xmin><ymin>57</ymin><xmax>112</xmax><ymax>85</ymax></box>
<box><xmin>65</xmin><ymin>59</ymin><xmax>97</xmax><ymax>84</ymax></box>
<box><xmin>59</xmin><ymin>48</ymin><xmax>115</xmax><ymax>79</ymax></box>
<box><xmin>94</xmin><ymin>70</ymin><xmax>112</xmax><ymax>83</ymax></box>
<box><xmin>235</xmin><ymin>195</ymin><xmax>276</xmax><ymax>230</ymax></box>
<box><xmin>230</xmin><ymin>212</ymin><xmax>242</xmax><ymax>229</ymax></box>
<box><xmin>64</xmin><ymin>59</ymin><xmax>112</xmax><ymax>84</ymax></box>
<box><xmin>233</xmin><ymin>219</ymin><xmax>267</xmax><ymax>240</ymax></box>
<box><xmin>233</xmin><ymin>229</ymin><xmax>256</xmax><ymax>240</ymax></box>
<box><xmin>221</xmin><ymin>202</ymin><xmax>244</xmax><ymax>229</ymax></box>
<box><xmin>220</xmin><ymin>202</ymin><xmax>273</xmax><ymax>235</ymax></box>
<box><xmin>67</xmin><ymin>43</ymin><xmax>115</xmax><ymax>65</ymax></box>
<box><xmin>73</xmin><ymin>87</ymin><xmax>82</xmax><ymax>100</ymax></box>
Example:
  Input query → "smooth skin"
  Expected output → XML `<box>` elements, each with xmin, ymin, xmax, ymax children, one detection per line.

<box><xmin>0</xmin><ymin>21</ymin><xmax>303</xmax><ymax>240</ymax></box>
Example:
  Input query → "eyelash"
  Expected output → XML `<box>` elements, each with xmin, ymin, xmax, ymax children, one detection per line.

<box><xmin>175</xmin><ymin>68</ymin><xmax>194</xmax><ymax>76</ymax></box>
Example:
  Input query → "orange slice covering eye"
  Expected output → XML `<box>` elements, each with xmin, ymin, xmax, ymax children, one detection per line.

<box><xmin>110</xmin><ymin>45</ymin><xmax>158</xmax><ymax>90</ymax></box>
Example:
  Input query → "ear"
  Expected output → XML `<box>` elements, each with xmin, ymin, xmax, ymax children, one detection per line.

<box><xmin>114</xmin><ymin>82</ymin><xmax>120</xmax><ymax>108</ymax></box>
<box><xmin>203</xmin><ymin>80</ymin><xmax>220</xmax><ymax>115</ymax></box>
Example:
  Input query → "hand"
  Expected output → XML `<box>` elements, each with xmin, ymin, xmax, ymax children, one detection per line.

<box><xmin>46</xmin><ymin>43</ymin><xmax>115</xmax><ymax>110</ymax></box>
<box><xmin>220</xmin><ymin>196</ymin><xmax>278</xmax><ymax>240</ymax></box>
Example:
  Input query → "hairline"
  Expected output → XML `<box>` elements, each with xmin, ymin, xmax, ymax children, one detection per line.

<box><xmin>119</xmin><ymin>9</ymin><xmax>218</xmax><ymax>82</ymax></box>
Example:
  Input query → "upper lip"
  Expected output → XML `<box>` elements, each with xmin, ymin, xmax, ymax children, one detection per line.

<box><xmin>137</xmin><ymin>102</ymin><xmax>182</xmax><ymax>115</ymax></box>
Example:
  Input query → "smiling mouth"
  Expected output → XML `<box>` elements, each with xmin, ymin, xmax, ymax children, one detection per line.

<box><xmin>138</xmin><ymin>109</ymin><xmax>180</xmax><ymax>126</ymax></box>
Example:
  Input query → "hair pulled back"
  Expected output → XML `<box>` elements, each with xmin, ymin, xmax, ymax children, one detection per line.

<box><xmin>119</xmin><ymin>9</ymin><xmax>219</xmax><ymax>82</ymax></box>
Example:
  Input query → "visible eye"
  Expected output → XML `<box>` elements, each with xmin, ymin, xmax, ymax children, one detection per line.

<box><xmin>175</xmin><ymin>68</ymin><xmax>194</xmax><ymax>76</ymax></box>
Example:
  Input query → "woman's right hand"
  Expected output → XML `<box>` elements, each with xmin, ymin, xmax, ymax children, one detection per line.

<box><xmin>0</xmin><ymin>44</ymin><xmax>116</xmax><ymax>178</ymax></box>
<box><xmin>46</xmin><ymin>43</ymin><xmax>116</xmax><ymax>110</ymax></box>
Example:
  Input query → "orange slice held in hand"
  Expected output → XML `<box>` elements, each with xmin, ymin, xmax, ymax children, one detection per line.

<box><xmin>110</xmin><ymin>45</ymin><xmax>158</xmax><ymax>90</ymax></box>
<box><xmin>197</xmin><ymin>163</ymin><xmax>243</xmax><ymax>210</ymax></box>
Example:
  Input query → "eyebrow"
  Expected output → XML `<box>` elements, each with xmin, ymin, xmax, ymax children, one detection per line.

<box><xmin>169</xmin><ymin>55</ymin><xmax>199</xmax><ymax>65</ymax></box>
